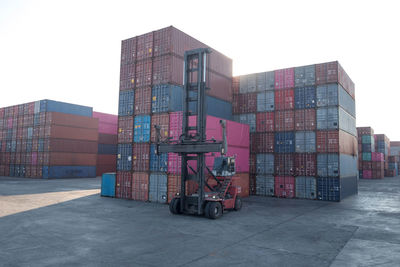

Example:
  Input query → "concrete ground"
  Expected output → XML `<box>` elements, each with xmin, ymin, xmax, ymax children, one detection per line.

<box><xmin>0</xmin><ymin>176</ymin><xmax>399</xmax><ymax>267</ymax></box>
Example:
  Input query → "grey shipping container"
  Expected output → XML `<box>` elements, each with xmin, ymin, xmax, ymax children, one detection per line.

<box><xmin>256</xmin><ymin>175</ymin><xmax>274</xmax><ymax>196</ymax></box>
<box><xmin>294</xmin><ymin>65</ymin><xmax>315</xmax><ymax>87</ymax></box>
<box><xmin>316</xmin><ymin>107</ymin><xmax>356</xmax><ymax>136</ymax></box>
<box><xmin>295</xmin><ymin>176</ymin><xmax>316</xmax><ymax>199</ymax></box>
<box><xmin>257</xmin><ymin>91</ymin><xmax>275</xmax><ymax>112</ymax></box>
<box><xmin>256</xmin><ymin>71</ymin><xmax>275</xmax><ymax>92</ymax></box>
<box><xmin>256</xmin><ymin>72</ymin><xmax>266</xmax><ymax>91</ymax></box>
<box><xmin>239</xmin><ymin>74</ymin><xmax>256</xmax><ymax>94</ymax></box>
<box><xmin>316</xmin><ymin>84</ymin><xmax>355</xmax><ymax>118</ymax></box>
<box><xmin>256</xmin><ymin>154</ymin><xmax>274</xmax><ymax>175</ymax></box>
<box><xmin>233</xmin><ymin>113</ymin><xmax>256</xmax><ymax>133</ymax></box>
<box><xmin>295</xmin><ymin>131</ymin><xmax>316</xmax><ymax>153</ymax></box>
<box><xmin>317</xmin><ymin>153</ymin><xmax>358</xmax><ymax>178</ymax></box>
<box><xmin>149</xmin><ymin>173</ymin><xmax>167</xmax><ymax>203</ymax></box>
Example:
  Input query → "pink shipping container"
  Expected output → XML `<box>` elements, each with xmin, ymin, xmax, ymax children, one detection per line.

<box><xmin>275</xmin><ymin>89</ymin><xmax>294</xmax><ymax>110</ymax></box>
<box><xmin>362</xmin><ymin>170</ymin><xmax>372</xmax><ymax>179</ymax></box>
<box><xmin>274</xmin><ymin>176</ymin><xmax>295</xmax><ymax>198</ymax></box>
<box><xmin>93</xmin><ymin>112</ymin><xmax>118</xmax><ymax>125</ymax></box>
<box><xmin>256</xmin><ymin>112</ymin><xmax>274</xmax><ymax>132</ymax></box>
<box><xmin>372</xmin><ymin>152</ymin><xmax>384</xmax><ymax>162</ymax></box>
<box><xmin>96</xmin><ymin>123</ymin><xmax>117</xmax><ymax>135</ymax></box>
<box><xmin>275</xmin><ymin>68</ymin><xmax>294</xmax><ymax>89</ymax></box>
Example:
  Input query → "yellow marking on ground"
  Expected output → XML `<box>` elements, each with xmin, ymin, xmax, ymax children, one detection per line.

<box><xmin>0</xmin><ymin>189</ymin><xmax>100</xmax><ymax>217</ymax></box>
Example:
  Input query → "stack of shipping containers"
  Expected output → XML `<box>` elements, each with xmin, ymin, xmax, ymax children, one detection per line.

<box><xmin>116</xmin><ymin>26</ymin><xmax>250</xmax><ymax>203</ymax></box>
<box><xmin>388</xmin><ymin>141</ymin><xmax>400</xmax><ymax>176</ymax></box>
<box><xmin>234</xmin><ymin>61</ymin><xmax>358</xmax><ymax>201</ymax></box>
<box><xmin>374</xmin><ymin>134</ymin><xmax>391</xmax><ymax>176</ymax></box>
<box><xmin>93</xmin><ymin>112</ymin><xmax>118</xmax><ymax>176</ymax></box>
<box><xmin>357</xmin><ymin>127</ymin><xmax>384</xmax><ymax>179</ymax></box>
<box><xmin>0</xmin><ymin>100</ymin><xmax>99</xmax><ymax>178</ymax></box>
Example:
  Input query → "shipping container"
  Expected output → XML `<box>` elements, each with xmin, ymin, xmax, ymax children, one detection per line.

<box><xmin>132</xmin><ymin>172</ymin><xmax>149</xmax><ymax>201</ymax></box>
<box><xmin>101</xmin><ymin>173</ymin><xmax>116</xmax><ymax>197</ymax></box>
<box><xmin>167</xmin><ymin>175</ymin><xmax>180</xmax><ymax>203</ymax></box>
<box><xmin>42</xmin><ymin>166</ymin><xmax>96</xmax><ymax>178</ymax></box>
<box><xmin>256</xmin><ymin>154</ymin><xmax>274</xmax><ymax>175</ymax></box>
<box><xmin>135</xmin><ymin>87</ymin><xmax>152</xmax><ymax>115</ymax></box>
<box><xmin>274</xmin><ymin>154</ymin><xmax>294</xmax><ymax>176</ymax></box>
<box><xmin>135</xmin><ymin>58</ymin><xmax>152</xmax><ymax>88</ymax></box>
<box><xmin>317</xmin><ymin>154</ymin><xmax>358</xmax><ymax>178</ymax></box>
<box><xmin>118</xmin><ymin>116</ymin><xmax>133</xmax><ymax>143</ymax></box>
<box><xmin>256</xmin><ymin>112</ymin><xmax>274</xmax><ymax>132</ymax></box>
<box><xmin>150</xmin><ymin>144</ymin><xmax>168</xmax><ymax>172</ymax></box>
<box><xmin>257</xmin><ymin>91</ymin><xmax>275</xmax><ymax>112</ymax></box>
<box><xmin>357</xmin><ymin>127</ymin><xmax>374</xmax><ymax>136</ymax></box>
<box><xmin>96</xmin><ymin>165</ymin><xmax>117</xmax><ymax>177</ymax></box>
<box><xmin>39</xmin><ymin>99</ymin><xmax>93</xmax><ymax>117</ymax></box>
<box><xmin>116</xmin><ymin>171</ymin><xmax>132</xmax><ymax>199</ymax></box>
<box><xmin>275</xmin><ymin>68</ymin><xmax>294</xmax><ymax>89</ymax></box>
<box><xmin>45</xmin><ymin>112</ymin><xmax>98</xmax><ymax>129</ymax></box>
<box><xmin>149</xmin><ymin>173</ymin><xmax>168</xmax><ymax>203</ymax></box>
<box><xmin>295</xmin><ymin>131</ymin><xmax>316</xmax><ymax>153</ymax></box>
<box><xmin>295</xmin><ymin>176</ymin><xmax>316</xmax><ymax>199</ymax></box>
<box><xmin>295</xmin><ymin>154</ymin><xmax>316</xmax><ymax>176</ymax></box>
<box><xmin>316</xmin><ymin>107</ymin><xmax>356</xmax><ymax>136</ymax></box>
<box><xmin>251</xmin><ymin>133</ymin><xmax>274</xmax><ymax>153</ymax></box>
<box><xmin>99</xmin><ymin>133</ymin><xmax>118</xmax><ymax>144</ymax></box>
<box><xmin>316</xmin><ymin>130</ymin><xmax>357</xmax><ymax>155</ymax></box>
<box><xmin>275</xmin><ymin>89</ymin><xmax>294</xmax><ymax>110</ymax></box>
<box><xmin>317</xmin><ymin>177</ymin><xmax>340</xmax><ymax>201</ymax></box>
<box><xmin>294</xmin><ymin>65</ymin><xmax>315</xmax><ymax>87</ymax></box>
<box><xmin>132</xmin><ymin>143</ymin><xmax>150</xmax><ymax>171</ymax></box>
<box><xmin>316</xmin><ymin>83</ymin><xmax>355</xmax><ymax>117</ymax></box>
<box><xmin>256</xmin><ymin>175</ymin><xmax>274</xmax><ymax>196</ymax></box>
<box><xmin>134</xmin><ymin>115</ymin><xmax>151</xmax><ymax>143</ymax></box>
<box><xmin>118</xmin><ymin>90</ymin><xmax>134</xmax><ymax>116</ymax></box>
<box><xmin>234</xmin><ymin>114</ymin><xmax>256</xmax><ymax>133</ymax></box>
<box><xmin>117</xmin><ymin>144</ymin><xmax>132</xmax><ymax>171</ymax></box>
<box><xmin>150</xmin><ymin>113</ymin><xmax>169</xmax><ymax>143</ymax></box>
<box><xmin>152</xmin><ymin>54</ymin><xmax>183</xmax><ymax>85</ymax></box>
<box><xmin>294</xmin><ymin>86</ymin><xmax>316</xmax><ymax>109</ymax></box>
<box><xmin>98</xmin><ymin>144</ymin><xmax>117</xmax><ymax>155</ymax></box>
<box><xmin>275</xmin><ymin>132</ymin><xmax>295</xmax><ymax>153</ymax></box>
<box><xmin>46</xmin><ymin>139</ymin><xmax>98</xmax><ymax>154</ymax></box>
<box><xmin>97</xmin><ymin>154</ymin><xmax>116</xmax><ymax>166</ymax></box>
<box><xmin>48</xmin><ymin>125</ymin><xmax>99</xmax><ymax>142</ymax></box>
<box><xmin>274</xmin><ymin>176</ymin><xmax>295</xmax><ymax>198</ymax></box>
<box><xmin>275</xmin><ymin>110</ymin><xmax>294</xmax><ymax>132</ymax></box>
<box><xmin>294</xmin><ymin>109</ymin><xmax>316</xmax><ymax>131</ymax></box>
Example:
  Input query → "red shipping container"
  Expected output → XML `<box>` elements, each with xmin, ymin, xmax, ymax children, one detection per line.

<box><xmin>232</xmin><ymin>94</ymin><xmax>240</xmax><ymax>114</ymax></box>
<box><xmin>275</xmin><ymin>89</ymin><xmax>294</xmax><ymax>110</ymax></box>
<box><xmin>274</xmin><ymin>176</ymin><xmax>295</xmax><ymax>198</ymax></box>
<box><xmin>275</xmin><ymin>110</ymin><xmax>294</xmax><ymax>132</ymax></box>
<box><xmin>275</xmin><ymin>68</ymin><xmax>294</xmax><ymax>89</ymax></box>
<box><xmin>32</xmin><ymin>152</ymin><xmax>37</xmax><ymax>165</ymax></box>
<box><xmin>15</xmin><ymin>153</ymin><xmax>21</xmax><ymax>164</ymax></box>
<box><xmin>232</xmin><ymin>77</ymin><xmax>239</xmax><ymax>94</ymax></box>
<box><xmin>256</xmin><ymin>112</ymin><xmax>274</xmax><ymax>132</ymax></box>
<box><xmin>0</xmin><ymin>107</ymin><xmax>4</xmax><ymax>118</ymax></box>
<box><xmin>232</xmin><ymin>173</ymin><xmax>249</xmax><ymax>198</ymax></box>
<box><xmin>295</xmin><ymin>154</ymin><xmax>316</xmax><ymax>176</ymax></box>
<box><xmin>48</xmin><ymin>126</ymin><xmax>98</xmax><ymax>141</ymax></box>
<box><xmin>151</xmin><ymin>113</ymin><xmax>169</xmax><ymax>143</ymax></box>
<box><xmin>46</xmin><ymin>112</ymin><xmax>98</xmax><ymax>129</ymax></box>
<box><xmin>136</xmin><ymin>32</ymin><xmax>153</xmax><ymax>60</ymax></box>
<box><xmin>135</xmin><ymin>87</ymin><xmax>151</xmax><ymax>115</ymax></box>
<box><xmin>275</xmin><ymin>154</ymin><xmax>294</xmax><ymax>176</ymax></box>
<box><xmin>49</xmin><ymin>152</ymin><xmax>96</xmax><ymax>166</ymax></box>
<box><xmin>132</xmin><ymin>143</ymin><xmax>150</xmax><ymax>171</ymax></box>
<box><xmin>121</xmin><ymin>37</ymin><xmax>136</xmax><ymax>65</ymax></box>
<box><xmin>357</xmin><ymin>127</ymin><xmax>374</xmax><ymax>136</ymax></box>
<box><xmin>132</xmin><ymin>172</ymin><xmax>149</xmax><ymax>201</ymax></box>
<box><xmin>25</xmin><ymin>153</ymin><xmax>31</xmax><ymax>165</ymax></box>
<box><xmin>167</xmin><ymin>175</ymin><xmax>180</xmax><ymax>203</ymax></box>
<box><xmin>0</xmin><ymin>165</ymin><xmax>5</xmax><ymax>176</ymax></box>
<box><xmin>152</xmin><ymin>54</ymin><xmax>184</xmax><ymax>86</ymax></box>
<box><xmin>97</xmin><ymin>154</ymin><xmax>116</xmax><ymax>165</ymax></box>
<box><xmin>99</xmin><ymin>133</ymin><xmax>118</xmax><ymax>144</ymax></box>
<box><xmin>116</xmin><ymin>171</ymin><xmax>132</xmax><ymax>199</ymax></box>
<box><xmin>317</xmin><ymin>131</ymin><xmax>339</xmax><ymax>153</ymax></box>
<box><xmin>96</xmin><ymin>165</ymin><xmax>116</xmax><ymax>177</ymax></box>
<box><xmin>372</xmin><ymin>169</ymin><xmax>384</xmax><ymax>179</ymax></box>
<box><xmin>18</xmin><ymin>117</ymin><xmax>23</xmax><ymax>127</ymax></box>
<box><xmin>295</xmin><ymin>109</ymin><xmax>316</xmax><ymax>131</ymax></box>
<box><xmin>118</xmin><ymin>116</ymin><xmax>133</xmax><ymax>143</ymax></box>
<box><xmin>119</xmin><ymin>63</ymin><xmax>135</xmax><ymax>91</ymax></box>
<box><xmin>135</xmin><ymin>58</ymin><xmax>152</xmax><ymax>88</ymax></box>
<box><xmin>251</xmin><ymin>132</ymin><xmax>274</xmax><ymax>153</ymax></box>
<box><xmin>238</xmin><ymin>93</ymin><xmax>257</xmax><ymax>113</ymax></box>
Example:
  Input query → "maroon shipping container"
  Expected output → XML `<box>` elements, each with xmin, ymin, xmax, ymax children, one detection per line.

<box><xmin>49</xmin><ymin>152</ymin><xmax>97</xmax><ymax>166</ymax></box>
<box><xmin>132</xmin><ymin>143</ymin><xmax>150</xmax><ymax>171</ymax></box>
<box><xmin>118</xmin><ymin>116</ymin><xmax>133</xmax><ymax>143</ymax></box>
<box><xmin>116</xmin><ymin>171</ymin><xmax>132</xmax><ymax>199</ymax></box>
<box><xmin>15</xmin><ymin>153</ymin><xmax>21</xmax><ymax>164</ymax></box>
<box><xmin>357</xmin><ymin>126</ymin><xmax>374</xmax><ymax>136</ymax></box>
<box><xmin>31</xmin><ymin>166</ymin><xmax>37</xmax><ymax>178</ymax></box>
<box><xmin>46</xmin><ymin>112</ymin><xmax>98</xmax><ymax>129</ymax></box>
<box><xmin>49</xmin><ymin>125</ymin><xmax>98</xmax><ymax>142</ymax></box>
<box><xmin>316</xmin><ymin>61</ymin><xmax>355</xmax><ymax>98</ymax></box>
<box><xmin>275</xmin><ymin>154</ymin><xmax>294</xmax><ymax>176</ymax></box>
<box><xmin>18</xmin><ymin>116</ymin><xmax>23</xmax><ymax>127</ymax></box>
<box><xmin>150</xmin><ymin>113</ymin><xmax>169</xmax><ymax>143</ymax></box>
<box><xmin>47</xmin><ymin>139</ymin><xmax>98</xmax><ymax>153</ymax></box>
<box><xmin>251</xmin><ymin>133</ymin><xmax>274</xmax><ymax>153</ymax></box>
<box><xmin>362</xmin><ymin>162</ymin><xmax>372</xmax><ymax>170</ymax></box>
<box><xmin>121</xmin><ymin>37</ymin><xmax>136</xmax><ymax>65</ymax></box>
<box><xmin>232</xmin><ymin>77</ymin><xmax>239</xmax><ymax>94</ymax></box>
<box><xmin>119</xmin><ymin>63</ymin><xmax>135</xmax><ymax>91</ymax></box>
<box><xmin>250</xmin><ymin>153</ymin><xmax>256</xmax><ymax>174</ymax></box>
<box><xmin>97</xmin><ymin>154</ymin><xmax>116</xmax><ymax>165</ymax></box>
<box><xmin>99</xmin><ymin>133</ymin><xmax>118</xmax><ymax>144</ymax></box>
<box><xmin>275</xmin><ymin>89</ymin><xmax>294</xmax><ymax>110</ymax></box>
<box><xmin>152</xmin><ymin>54</ymin><xmax>183</xmax><ymax>86</ymax></box>
<box><xmin>275</xmin><ymin>110</ymin><xmax>294</xmax><ymax>132</ymax></box>
<box><xmin>316</xmin><ymin>130</ymin><xmax>357</xmax><ymax>155</ymax></box>
<box><xmin>136</xmin><ymin>32</ymin><xmax>153</xmax><ymax>60</ymax></box>
<box><xmin>39</xmin><ymin>113</ymin><xmax>46</xmax><ymax>125</ymax></box>
<box><xmin>295</xmin><ymin>109</ymin><xmax>316</xmax><ymax>131</ymax></box>
<box><xmin>274</xmin><ymin>176</ymin><xmax>295</xmax><ymax>198</ymax></box>
<box><xmin>295</xmin><ymin>154</ymin><xmax>316</xmax><ymax>176</ymax></box>
<box><xmin>96</xmin><ymin>165</ymin><xmax>116</xmax><ymax>177</ymax></box>
<box><xmin>33</xmin><ymin>127</ymin><xmax>39</xmax><ymax>139</ymax></box>
<box><xmin>232</xmin><ymin>94</ymin><xmax>240</xmax><ymax>114</ymax></box>
<box><xmin>132</xmin><ymin>172</ymin><xmax>149</xmax><ymax>201</ymax></box>
<box><xmin>25</xmin><ymin>165</ymin><xmax>31</xmax><ymax>177</ymax></box>
<box><xmin>256</xmin><ymin>112</ymin><xmax>274</xmax><ymax>132</ymax></box>
<box><xmin>373</xmin><ymin>169</ymin><xmax>384</xmax><ymax>179</ymax></box>
<box><xmin>238</xmin><ymin>93</ymin><xmax>257</xmax><ymax>114</ymax></box>
<box><xmin>135</xmin><ymin>87</ymin><xmax>151</xmax><ymax>115</ymax></box>
<box><xmin>135</xmin><ymin>58</ymin><xmax>152</xmax><ymax>88</ymax></box>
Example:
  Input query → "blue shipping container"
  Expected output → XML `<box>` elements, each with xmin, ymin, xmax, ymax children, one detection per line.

<box><xmin>256</xmin><ymin>154</ymin><xmax>274</xmax><ymax>175</ymax></box>
<box><xmin>294</xmin><ymin>86</ymin><xmax>316</xmax><ymax>109</ymax></box>
<box><xmin>256</xmin><ymin>175</ymin><xmax>274</xmax><ymax>196</ymax></box>
<box><xmin>149</xmin><ymin>173</ymin><xmax>168</xmax><ymax>203</ymax></box>
<box><xmin>42</xmin><ymin>166</ymin><xmax>96</xmax><ymax>178</ymax></box>
<box><xmin>233</xmin><ymin>114</ymin><xmax>256</xmax><ymax>133</ymax></box>
<box><xmin>117</xmin><ymin>144</ymin><xmax>132</xmax><ymax>171</ymax></box>
<box><xmin>118</xmin><ymin>90</ymin><xmax>134</xmax><ymax>116</ymax></box>
<box><xmin>150</xmin><ymin>144</ymin><xmax>168</xmax><ymax>172</ymax></box>
<box><xmin>101</xmin><ymin>173</ymin><xmax>116</xmax><ymax>197</ymax></box>
<box><xmin>317</xmin><ymin>177</ymin><xmax>340</xmax><ymax>202</ymax></box>
<box><xmin>362</xmin><ymin>144</ymin><xmax>372</xmax><ymax>152</ymax></box>
<box><xmin>134</xmin><ymin>115</ymin><xmax>151</xmax><ymax>143</ymax></box>
<box><xmin>98</xmin><ymin>144</ymin><xmax>117</xmax><ymax>155</ymax></box>
<box><xmin>275</xmin><ymin>132</ymin><xmax>295</xmax><ymax>153</ymax></box>
<box><xmin>40</xmin><ymin>99</ymin><xmax>93</xmax><ymax>117</ymax></box>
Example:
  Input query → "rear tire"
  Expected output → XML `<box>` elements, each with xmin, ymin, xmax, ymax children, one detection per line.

<box><xmin>208</xmin><ymin>202</ymin><xmax>223</xmax><ymax>219</ymax></box>
<box><xmin>169</xmin><ymin>197</ymin><xmax>181</xmax><ymax>214</ymax></box>
<box><xmin>234</xmin><ymin>196</ymin><xmax>242</xmax><ymax>211</ymax></box>
<box><xmin>204</xmin><ymin>202</ymin><xmax>211</xmax><ymax>218</ymax></box>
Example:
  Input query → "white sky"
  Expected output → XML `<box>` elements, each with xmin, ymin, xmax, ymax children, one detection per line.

<box><xmin>0</xmin><ymin>0</ymin><xmax>399</xmax><ymax>139</ymax></box>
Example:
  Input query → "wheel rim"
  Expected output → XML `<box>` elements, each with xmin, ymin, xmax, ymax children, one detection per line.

<box><xmin>214</xmin><ymin>207</ymin><xmax>218</xmax><ymax>214</ymax></box>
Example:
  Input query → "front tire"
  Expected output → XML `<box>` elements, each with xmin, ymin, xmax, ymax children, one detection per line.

<box><xmin>234</xmin><ymin>196</ymin><xmax>242</xmax><ymax>211</ymax></box>
<box><xmin>204</xmin><ymin>202</ymin><xmax>211</xmax><ymax>218</ymax></box>
<box><xmin>208</xmin><ymin>202</ymin><xmax>223</xmax><ymax>219</ymax></box>
<box><xmin>169</xmin><ymin>197</ymin><xmax>181</xmax><ymax>214</ymax></box>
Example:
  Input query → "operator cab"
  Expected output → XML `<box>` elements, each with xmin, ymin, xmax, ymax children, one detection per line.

<box><xmin>212</xmin><ymin>156</ymin><xmax>236</xmax><ymax>177</ymax></box>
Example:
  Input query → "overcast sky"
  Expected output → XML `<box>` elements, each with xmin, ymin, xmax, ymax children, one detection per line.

<box><xmin>1</xmin><ymin>0</ymin><xmax>399</xmax><ymax>139</ymax></box>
